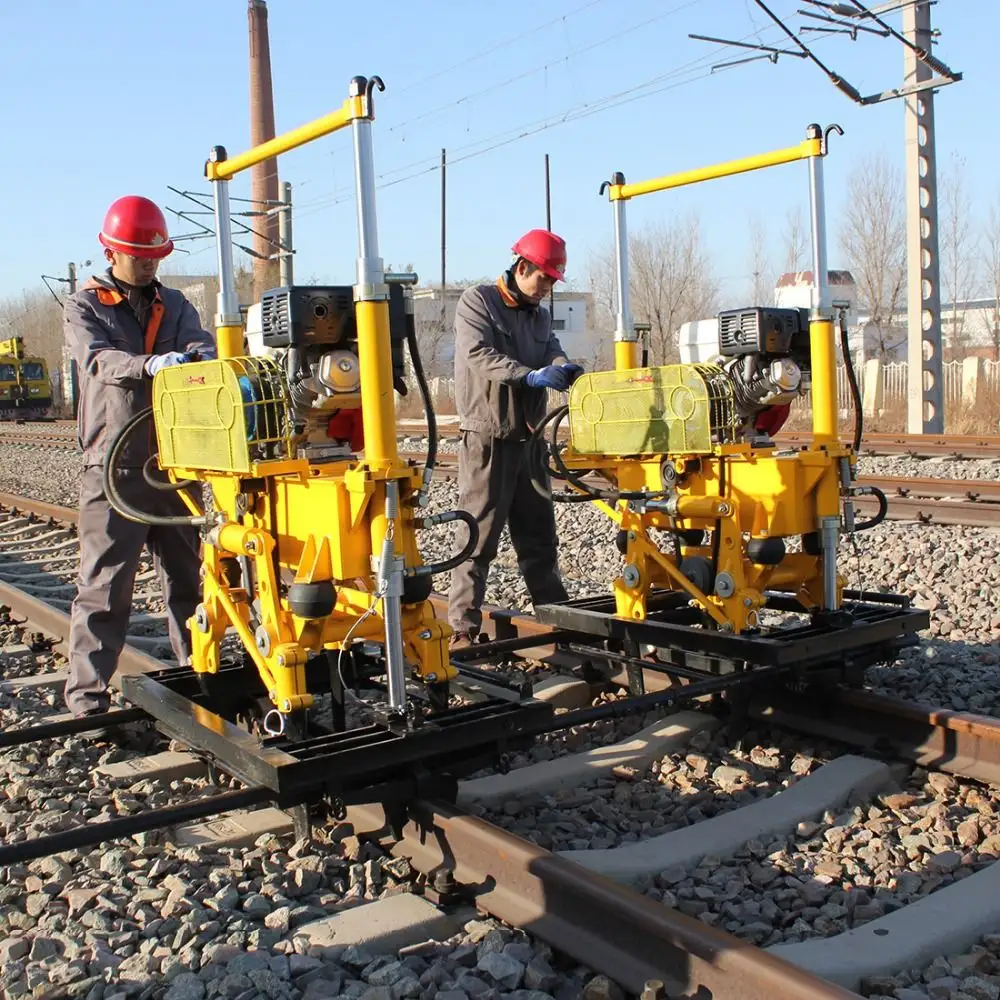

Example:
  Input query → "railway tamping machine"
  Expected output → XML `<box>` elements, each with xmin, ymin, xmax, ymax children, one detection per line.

<box><xmin>106</xmin><ymin>76</ymin><xmax>552</xmax><ymax>809</ymax></box>
<box><xmin>530</xmin><ymin>124</ymin><xmax>927</xmax><ymax>691</ymax></box>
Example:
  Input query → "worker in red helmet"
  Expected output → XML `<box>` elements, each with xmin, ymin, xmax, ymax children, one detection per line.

<box><xmin>447</xmin><ymin>228</ymin><xmax>584</xmax><ymax>649</ymax></box>
<box><xmin>63</xmin><ymin>195</ymin><xmax>217</xmax><ymax>734</ymax></box>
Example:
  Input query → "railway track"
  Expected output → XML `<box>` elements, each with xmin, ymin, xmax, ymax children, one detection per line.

<box><xmin>3</xmin><ymin>426</ymin><xmax>997</xmax><ymax>527</ymax></box>
<box><xmin>1</xmin><ymin>489</ymin><xmax>1000</xmax><ymax>997</ymax></box>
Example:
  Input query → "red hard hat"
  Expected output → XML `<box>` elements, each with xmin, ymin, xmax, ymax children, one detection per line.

<box><xmin>98</xmin><ymin>196</ymin><xmax>174</xmax><ymax>259</ymax></box>
<box><xmin>512</xmin><ymin>229</ymin><xmax>567</xmax><ymax>281</ymax></box>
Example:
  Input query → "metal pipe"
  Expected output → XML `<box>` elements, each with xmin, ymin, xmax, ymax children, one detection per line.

<box><xmin>208</xmin><ymin>149</ymin><xmax>244</xmax><ymax>359</ymax></box>
<box><xmin>610</xmin><ymin>171</ymin><xmax>637</xmax><ymax>370</ymax></box>
<box><xmin>806</xmin><ymin>125</ymin><xmax>830</xmax><ymax>317</ymax></box>
<box><xmin>379</xmin><ymin>482</ymin><xmax>407</xmax><ymax>714</ymax></box>
<box><xmin>0</xmin><ymin>785</ymin><xmax>274</xmax><ymax>866</ymax></box>
<box><xmin>819</xmin><ymin>514</ymin><xmax>840</xmax><ymax>610</ymax></box>
<box><xmin>610</xmin><ymin>135</ymin><xmax>822</xmax><ymax>202</ymax></box>
<box><xmin>351</xmin><ymin>85</ymin><xmax>383</xmax><ymax>295</ymax></box>
<box><xmin>0</xmin><ymin>708</ymin><xmax>148</xmax><ymax>749</ymax></box>
<box><xmin>205</xmin><ymin>99</ymin><xmax>359</xmax><ymax>182</ymax></box>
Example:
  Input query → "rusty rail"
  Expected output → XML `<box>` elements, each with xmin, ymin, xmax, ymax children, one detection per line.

<box><xmin>347</xmin><ymin>798</ymin><xmax>860</xmax><ymax>999</ymax></box>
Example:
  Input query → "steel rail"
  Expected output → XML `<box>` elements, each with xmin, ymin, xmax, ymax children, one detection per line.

<box><xmin>347</xmin><ymin>798</ymin><xmax>859</xmax><ymax>1000</ymax></box>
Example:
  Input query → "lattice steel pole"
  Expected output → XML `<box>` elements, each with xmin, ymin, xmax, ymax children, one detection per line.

<box><xmin>903</xmin><ymin>0</ymin><xmax>944</xmax><ymax>434</ymax></box>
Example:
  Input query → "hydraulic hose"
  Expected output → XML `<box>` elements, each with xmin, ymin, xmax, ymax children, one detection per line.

<box><xmin>527</xmin><ymin>405</ymin><xmax>593</xmax><ymax>503</ymax></box>
<box><xmin>407</xmin><ymin>509</ymin><xmax>479</xmax><ymax>577</ymax></box>
<box><xmin>404</xmin><ymin>317</ymin><xmax>436</xmax><ymax>500</ymax></box>
<box><xmin>103</xmin><ymin>407</ymin><xmax>210</xmax><ymax>528</ymax></box>
<box><xmin>852</xmin><ymin>485</ymin><xmax>888</xmax><ymax>531</ymax></box>
<box><xmin>142</xmin><ymin>454</ymin><xmax>192</xmax><ymax>492</ymax></box>
<box><xmin>839</xmin><ymin>309</ymin><xmax>863</xmax><ymax>454</ymax></box>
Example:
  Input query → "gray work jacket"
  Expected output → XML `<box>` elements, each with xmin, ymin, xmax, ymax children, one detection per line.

<box><xmin>65</xmin><ymin>272</ymin><xmax>216</xmax><ymax>468</ymax></box>
<box><xmin>454</xmin><ymin>276</ymin><xmax>567</xmax><ymax>439</ymax></box>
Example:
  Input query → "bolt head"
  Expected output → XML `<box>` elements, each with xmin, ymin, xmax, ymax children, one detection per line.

<box><xmin>419</xmin><ymin>629</ymin><xmax>432</xmax><ymax>640</ymax></box>
<box><xmin>276</xmin><ymin>654</ymin><xmax>285</xmax><ymax>667</ymax></box>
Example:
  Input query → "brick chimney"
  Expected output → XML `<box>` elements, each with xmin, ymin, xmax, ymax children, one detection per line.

<box><xmin>248</xmin><ymin>0</ymin><xmax>280</xmax><ymax>300</ymax></box>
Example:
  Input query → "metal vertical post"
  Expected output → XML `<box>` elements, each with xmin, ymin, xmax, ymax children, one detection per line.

<box><xmin>903</xmin><ymin>0</ymin><xmax>944</xmax><ymax>434</ymax></box>
<box><xmin>66</xmin><ymin>263</ymin><xmax>79</xmax><ymax>418</ymax></box>
<box><xmin>609</xmin><ymin>174</ymin><xmax>637</xmax><ymax>370</ymax></box>
<box><xmin>278</xmin><ymin>181</ymin><xmax>293</xmax><ymax>287</ymax></box>
<box><xmin>208</xmin><ymin>146</ymin><xmax>244</xmax><ymax>360</ymax></box>
<box><xmin>440</xmin><ymin>148</ymin><xmax>446</xmax><ymax>333</ymax></box>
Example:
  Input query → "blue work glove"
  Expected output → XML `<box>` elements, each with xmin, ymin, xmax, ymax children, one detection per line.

<box><xmin>144</xmin><ymin>351</ymin><xmax>190</xmax><ymax>377</ymax></box>
<box><xmin>524</xmin><ymin>365</ymin><xmax>570</xmax><ymax>391</ymax></box>
<box><xmin>562</xmin><ymin>363</ymin><xmax>585</xmax><ymax>385</ymax></box>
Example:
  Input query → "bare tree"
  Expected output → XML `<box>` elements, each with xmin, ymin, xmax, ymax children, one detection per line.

<box><xmin>584</xmin><ymin>246</ymin><xmax>617</xmax><ymax>370</ymax></box>
<box><xmin>940</xmin><ymin>153</ymin><xmax>980</xmax><ymax>358</ymax></box>
<box><xmin>983</xmin><ymin>196</ymin><xmax>1000</xmax><ymax>362</ymax></box>
<box><xmin>746</xmin><ymin>214</ymin><xmax>776</xmax><ymax>305</ymax></box>
<box><xmin>629</xmin><ymin>214</ymin><xmax>718</xmax><ymax>365</ymax></box>
<box><xmin>783</xmin><ymin>207</ymin><xmax>808</xmax><ymax>275</ymax></box>
<box><xmin>838</xmin><ymin>153</ymin><xmax>907</xmax><ymax>361</ymax></box>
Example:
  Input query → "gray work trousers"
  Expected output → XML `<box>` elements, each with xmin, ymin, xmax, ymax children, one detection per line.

<box><xmin>64</xmin><ymin>466</ymin><xmax>202</xmax><ymax>716</ymax></box>
<box><xmin>448</xmin><ymin>430</ymin><xmax>568</xmax><ymax>637</ymax></box>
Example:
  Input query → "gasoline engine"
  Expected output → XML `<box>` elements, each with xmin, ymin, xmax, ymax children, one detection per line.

<box><xmin>103</xmin><ymin>77</ymin><xmax>549</xmax><ymax>794</ymax></box>
<box><xmin>531</xmin><ymin>124</ymin><xmax>926</xmax><ymax>684</ymax></box>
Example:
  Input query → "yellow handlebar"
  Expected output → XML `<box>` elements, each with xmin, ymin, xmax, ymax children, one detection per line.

<box><xmin>205</xmin><ymin>95</ymin><xmax>366</xmax><ymax>181</ymax></box>
<box><xmin>606</xmin><ymin>136</ymin><xmax>823</xmax><ymax>202</ymax></box>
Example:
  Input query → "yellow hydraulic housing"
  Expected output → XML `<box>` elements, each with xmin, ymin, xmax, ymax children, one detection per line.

<box><xmin>563</xmin><ymin>125</ymin><xmax>853</xmax><ymax>635</ymax></box>
<box><xmin>146</xmin><ymin>77</ymin><xmax>455</xmax><ymax>729</ymax></box>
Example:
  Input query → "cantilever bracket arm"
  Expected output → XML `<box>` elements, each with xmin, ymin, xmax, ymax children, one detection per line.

<box><xmin>604</xmin><ymin>129</ymin><xmax>829</xmax><ymax>203</ymax></box>
<box><xmin>205</xmin><ymin>75</ymin><xmax>383</xmax><ymax>181</ymax></box>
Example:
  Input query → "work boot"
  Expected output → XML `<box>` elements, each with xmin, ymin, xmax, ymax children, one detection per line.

<box><xmin>449</xmin><ymin>630</ymin><xmax>477</xmax><ymax>653</ymax></box>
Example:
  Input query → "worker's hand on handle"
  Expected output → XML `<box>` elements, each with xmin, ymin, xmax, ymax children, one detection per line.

<box><xmin>561</xmin><ymin>363</ymin><xmax>584</xmax><ymax>385</ymax></box>
<box><xmin>525</xmin><ymin>365</ymin><xmax>571</xmax><ymax>391</ymax></box>
<box><xmin>144</xmin><ymin>351</ymin><xmax>192</xmax><ymax>377</ymax></box>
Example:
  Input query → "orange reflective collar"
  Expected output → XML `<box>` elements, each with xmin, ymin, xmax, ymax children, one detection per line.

<box><xmin>496</xmin><ymin>274</ymin><xmax>519</xmax><ymax>309</ymax></box>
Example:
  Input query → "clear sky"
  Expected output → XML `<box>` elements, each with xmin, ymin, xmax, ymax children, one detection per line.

<box><xmin>1</xmin><ymin>0</ymin><xmax>994</xmax><ymax>305</ymax></box>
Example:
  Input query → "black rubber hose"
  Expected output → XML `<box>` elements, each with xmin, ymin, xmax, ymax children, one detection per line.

<box><xmin>103</xmin><ymin>407</ymin><xmax>209</xmax><ymax>528</ymax></box>
<box><xmin>142</xmin><ymin>454</ymin><xmax>194</xmax><ymax>492</ymax></box>
<box><xmin>404</xmin><ymin>318</ymin><xmax>436</xmax><ymax>491</ymax></box>
<box><xmin>852</xmin><ymin>485</ymin><xmax>888</xmax><ymax>531</ymax></box>
<box><xmin>839</xmin><ymin>309</ymin><xmax>863</xmax><ymax>453</ymax></box>
<box><xmin>527</xmin><ymin>406</ymin><xmax>592</xmax><ymax>503</ymax></box>
<box><xmin>408</xmin><ymin>509</ymin><xmax>480</xmax><ymax>577</ymax></box>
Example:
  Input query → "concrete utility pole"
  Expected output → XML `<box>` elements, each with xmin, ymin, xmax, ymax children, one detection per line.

<box><xmin>278</xmin><ymin>181</ymin><xmax>293</xmax><ymax>287</ymax></box>
<box><xmin>903</xmin><ymin>0</ymin><xmax>944</xmax><ymax>434</ymax></box>
<box><xmin>248</xmin><ymin>0</ymin><xmax>280</xmax><ymax>300</ymax></box>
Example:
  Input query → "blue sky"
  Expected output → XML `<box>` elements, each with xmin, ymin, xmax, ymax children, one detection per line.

<box><xmin>0</xmin><ymin>0</ymin><xmax>994</xmax><ymax>304</ymax></box>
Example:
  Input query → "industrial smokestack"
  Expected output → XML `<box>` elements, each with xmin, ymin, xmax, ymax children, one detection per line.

<box><xmin>248</xmin><ymin>0</ymin><xmax>280</xmax><ymax>300</ymax></box>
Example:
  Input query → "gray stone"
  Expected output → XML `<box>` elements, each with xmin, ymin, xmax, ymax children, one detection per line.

<box><xmin>960</xmin><ymin>979</ymin><xmax>1000</xmax><ymax>1000</ymax></box>
<box><xmin>583</xmin><ymin>975</ymin><xmax>625</xmax><ymax>1000</ymax></box>
<box><xmin>241</xmin><ymin>893</ymin><xmax>271</xmax><ymax>918</ymax></box>
<box><xmin>477</xmin><ymin>952</ymin><xmax>524</xmax><ymax>989</ymax></box>
<box><xmin>525</xmin><ymin>957</ymin><xmax>560</xmax><ymax>993</ymax></box>
<box><xmin>367</xmin><ymin>961</ymin><xmax>414</xmax><ymax>987</ymax></box>
<box><xmin>164</xmin><ymin>973</ymin><xmax>207</xmax><ymax>1000</ymax></box>
<box><xmin>302</xmin><ymin>982</ymin><xmax>344</xmax><ymax>1000</ymax></box>
<box><xmin>29</xmin><ymin>937</ymin><xmax>62</xmax><ymax>961</ymax></box>
<box><xmin>228</xmin><ymin>951</ymin><xmax>271</xmax><ymax>976</ymax></box>
<box><xmin>0</xmin><ymin>936</ymin><xmax>29</xmax><ymax>962</ymax></box>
